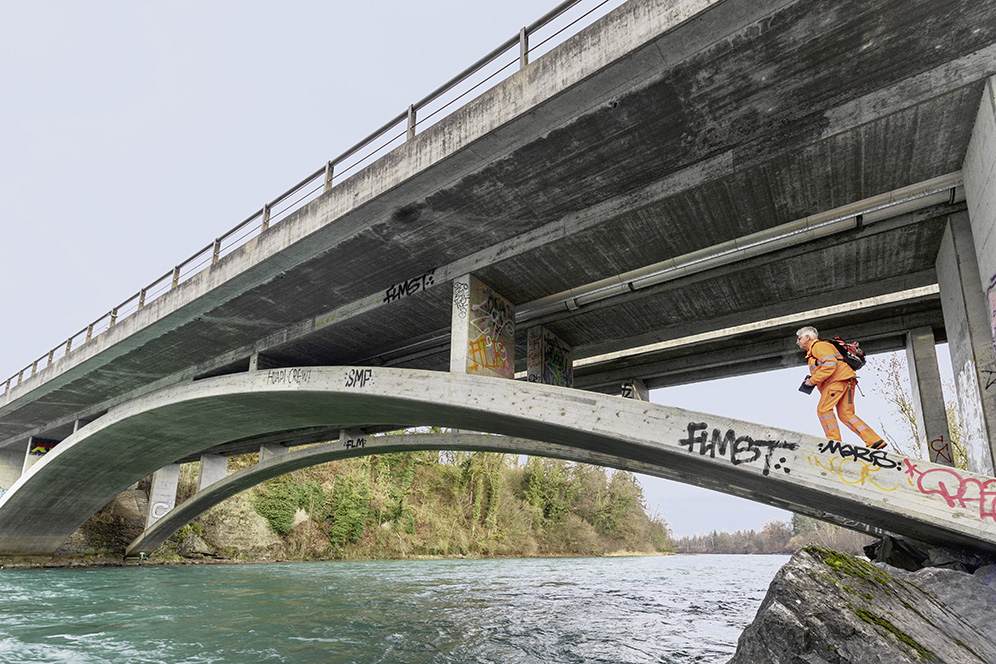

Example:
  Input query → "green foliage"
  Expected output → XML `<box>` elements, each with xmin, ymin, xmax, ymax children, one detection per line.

<box><xmin>244</xmin><ymin>449</ymin><xmax>674</xmax><ymax>560</ymax></box>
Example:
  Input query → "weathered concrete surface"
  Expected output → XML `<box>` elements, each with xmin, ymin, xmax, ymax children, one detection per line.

<box><xmin>729</xmin><ymin>546</ymin><xmax>996</xmax><ymax>664</ymax></box>
<box><xmin>1</xmin><ymin>367</ymin><xmax>994</xmax><ymax>558</ymax></box>
<box><xmin>2</xmin><ymin>0</ymin><xmax>991</xmax><ymax>453</ymax></box>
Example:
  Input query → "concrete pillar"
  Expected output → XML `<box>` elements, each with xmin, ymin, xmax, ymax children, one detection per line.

<box><xmin>259</xmin><ymin>443</ymin><xmax>288</xmax><ymax>462</ymax></box>
<box><xmin>146</xmin><ymin>463</ymin><xmax>181</xmax><ymax>528</ymax></box>
<box><xmin>0</xmin><ymin>443</ymin><xmax>26</xmax><ymax>493</ymax></box>
<box><xmin>964</xmin><ymin>77</ymin><xmax>996</xmax><ymax>356</ymax></box>
<box><xmin>526</xmin><ymin>326</ymin><xmax>573</xmax><ymax>387</ymax></box>
<box><xmin>339</xmin><ymin>428</ymin><xmax>367</xmax><ymax>450</ymax></box>
<box><xmin>905</xmin><ymin>327</ymin><xmax>954</xmax><ymax>466</ymax></box>
<box><xmin>936</xmin><ymin>213</ymin><xmax>996</xmax><ymax>475</ymax></box>
<box><xmin>621</xmin><ymin>378</ymin><xmax>650</xmax><ymax>401</ymax></box>
<box><xmin>197</xmin><ymin>453</ymin><xmax>228</xmax><ymax>491</ymax></box>
<box><xmin>450</xmin><ymin>274</ymin><xmax>515</xmax><ymax>378</ymax></box>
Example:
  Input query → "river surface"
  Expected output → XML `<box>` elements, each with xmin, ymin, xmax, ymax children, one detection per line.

<box><xmin>0</xmin><ymin>554</ymin><xmax>788</xmax><ymax>663</ymax></box>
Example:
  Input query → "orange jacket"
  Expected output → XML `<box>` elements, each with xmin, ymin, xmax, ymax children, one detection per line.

<box><xmin>806</xmin><ymin>340</ymin><xmax>855</xmax><ymax>388</ymax></box>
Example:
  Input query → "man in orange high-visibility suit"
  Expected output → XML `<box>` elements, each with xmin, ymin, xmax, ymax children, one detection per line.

<box><xmin>796</xmin><ymin>326</ymin><xmax>886</xmax><ymax>449</ymax></box>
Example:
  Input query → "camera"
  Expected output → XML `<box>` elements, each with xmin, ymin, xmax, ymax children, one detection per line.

<box><xmin>799</xmin><ymin>377</ymin><xmax>814</xmax><ymax>395</ymax></box>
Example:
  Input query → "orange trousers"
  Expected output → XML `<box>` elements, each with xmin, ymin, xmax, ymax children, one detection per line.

<box><xmin>816</xmin><ymin>379</ymin><xmax>882</xmax><ymax>445</ymax></box>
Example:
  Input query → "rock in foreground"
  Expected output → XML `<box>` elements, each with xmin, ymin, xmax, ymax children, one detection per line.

<box><xmin>728</xmin><ymin>545</ymin><xmax>996</xmax><ymax>664</ymax></box>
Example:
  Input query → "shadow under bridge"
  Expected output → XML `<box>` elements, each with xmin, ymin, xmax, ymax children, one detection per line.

<box><xmin>0</xmin><ymin>367</ymin><xmax>993</xmax><ymax>557</ymax></box>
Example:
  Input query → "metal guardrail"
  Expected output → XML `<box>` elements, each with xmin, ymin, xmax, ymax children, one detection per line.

<box><xmin>3</xmin><ymin>0</ymin><xmax>625</xmax><ymax>397</ymax></box>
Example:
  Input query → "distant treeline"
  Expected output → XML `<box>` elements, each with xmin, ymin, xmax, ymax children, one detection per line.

<box><xmin>673</xmin><ymin>515</ymin><xmax>873</xmax><ymax>556</ymax></box>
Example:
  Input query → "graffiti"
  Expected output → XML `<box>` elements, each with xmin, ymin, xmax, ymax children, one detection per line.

<box><xmin>452</xmin><ymin>280</ymin><xmax>470</xmax><ymax>320</ymax></box>
<box><xmin>150</xmin><ymin>502</ymin><xmax>172</xmax><ymax>520</ymax></box>
<box><xmin>956</xmin><ymin>364</ymin><xmax>994</xmax><ymax>476</ymax></box>
<box><xmin>383</xmin><ymin>269</ymin><xmax>435</xmax><ymax>304</ymax></box>
<box><xmin>621</xmin><ymin>384</ymin><xmax>635</xmax><ymax>399</ymax></box>
<box><xmin>816</xmin><ymin>440</ymin><xmax>901</xmax><ymax>470</ymax></box>
<box><xmin>929</xmin><ymin>436</ymin><xmax>954</xmax><ymax>465</ymax></box>
<box><xmin>526</xmin><ymin>331</ymin><xmax>542</xmax><ymax>383</ymax></box>
<box><xmin>266</xmin><ymin>368</ymin><xmax>312</xmax><ymax>385</ymax></box>
<box><xmin>468</xmin><ymin>337</ymin><xmax>510</xmax><ymax>374</ymax></box>
<box><xmin>984</xmin><ymin>368</ymin><xmax>996</xmax><ymax>391</ymax></box>
<box><xmin>805</xmin><ymin>447</ymin><xmax>902</xmax><ymax>492</ymax></box>
<box><xmin>904</xmin><ymin>459</ymin><xmax>996</xmax><ymax>522</ymax></box>
<box><xmin>678</xmin><ymin>422</ymin><xmax>797</xmax><ymax>476</ymax></box>
<box><xmin>344</xmin><ymin>368</ymin><xmax>373</xmax><ymax>388</ymax></box>
<box><xmin>987</xmin><ymin>273</ymin><xmax>996</xmax><ymax>352</ymax></box>
<box><xmin>543</xmin><ymin>335</ymin><xmax>573</xmax><ymax>388</ymax></box>
<box><xmin>343</xmin><ymin>436</ymin><xmax>366</xmax><ymax>449</ymax></box>
<box><xmin>28</xmin><ymin>438</ymin><xmax>59</xmax><ymax>456</ymax></box>
<box><xmin>0</xmin><ymin>487</ymin><xmax>5</xmax><ymax>499</ymax></box>
<box><xmin>467</xmin><ymin>281</ymin><xmax>515</xmax><ymax>378</ymax></box>
<box><xmin>815</xmin><ymin>511</ymin><xmax>893</xmax><ymax>537</ymax></box>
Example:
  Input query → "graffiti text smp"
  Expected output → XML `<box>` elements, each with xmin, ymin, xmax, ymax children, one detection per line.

<box><xmin>453</xmin><ymin>280</ymin><xmax>470</xmax><ymax>320</ymax></box>
<box><xmin>679</xmin><ymin>423</ymin><xmax>797</xmax><ymax>476</ymax></box>
<box><xmin>344</xmin><ymin>369</ymin><xmax>373</xmax><ymax>388</ymax></box>
<box><xmin>266</xmin><ymin>368</ymin><xmax>312</xmax><ymax>385</ymax></box>
<box><xmin>904</xmin><ymin>459</ymin><xmax>996</xmax><ymax>522</ymax></box>
<box><xmin>383</xmin><ymin>269</ymin><xmax>435</xmax><ymax>304</ymax></box>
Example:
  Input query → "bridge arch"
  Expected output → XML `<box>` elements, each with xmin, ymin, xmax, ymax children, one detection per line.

<box><xmin>0</xmin><ymin>367</ymin><xmax>993</xmax><ymax>558</ymax></box>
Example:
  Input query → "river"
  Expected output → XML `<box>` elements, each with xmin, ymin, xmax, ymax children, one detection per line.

<box><xmin>0</xmin><ymin>554</ymin><xmax>788</xmax><ymax>663</ymax></box>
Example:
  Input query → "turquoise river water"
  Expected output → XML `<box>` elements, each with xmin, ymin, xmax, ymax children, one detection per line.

<box><xmin>0</xmin><ymin>554</ymin><xmax>789</xmax><ymax>663</ymax></box>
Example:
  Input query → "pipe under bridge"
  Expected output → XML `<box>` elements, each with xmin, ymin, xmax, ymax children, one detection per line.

<box><xmin>0</xmin><ymin>367</ymin><xmax>992</xmax><ymax>559</ymax></box>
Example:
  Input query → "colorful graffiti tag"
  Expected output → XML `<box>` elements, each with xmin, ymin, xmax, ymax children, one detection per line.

<box><xmin>904</xmin><ymin>459</ymin><xmax>996</xmax><ymax>523</ymax></box>
<box><xmin>466</xmin><ymin>279</ymin><xmax>515</xmax><ymax>379</ymax></box>
<box><xmin>28</xmin><ymin>438</ymin><xmax>59</xmax><ymax>456</ymax></box>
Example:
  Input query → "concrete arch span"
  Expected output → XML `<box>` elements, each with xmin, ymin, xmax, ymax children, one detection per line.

<box><xmin>0</xmin><ymin>367</ymin><xmax>994</xmax><ymax>558</ymax></box>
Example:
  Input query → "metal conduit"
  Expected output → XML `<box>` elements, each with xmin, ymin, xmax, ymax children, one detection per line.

<box><xmin>516</xmin><ymin>172</ymin><xmax>965</xmax><ymax>323</ymax></box>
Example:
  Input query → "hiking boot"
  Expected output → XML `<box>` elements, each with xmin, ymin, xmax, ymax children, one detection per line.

<box><xmin>868</xmin><ymin>440</ymin><xmax>887</xmax><ymax>450</ymax></box>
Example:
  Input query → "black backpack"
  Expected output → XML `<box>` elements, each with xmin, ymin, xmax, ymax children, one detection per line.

<box><xmin>826</xmin><ymin>336</ymin><xmax>866</xmax><ymax>370</ymax></box>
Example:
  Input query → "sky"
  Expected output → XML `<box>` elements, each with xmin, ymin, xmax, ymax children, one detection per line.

<box><xmin>0</xmin><ymin>1</ymin><xmax>955</xmax><ymax>538</ymax></box>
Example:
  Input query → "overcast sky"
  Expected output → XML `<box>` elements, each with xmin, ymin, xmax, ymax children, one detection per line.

<box><xmin>1</xmin><ymin>1</ymin><xmax>952</xmax><ymax>537</ymax></box>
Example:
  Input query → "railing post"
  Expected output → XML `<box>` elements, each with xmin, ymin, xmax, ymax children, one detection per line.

<box><xmin>46</xmin><ymin>350</ymin><xmax>54</xmax><ymax>367</ymax></box>
<box><xmin>3</xmin><ymin>378</ymin><xmax>8</xmax><ymax>395</ymax></box>
<box><xmin>65</xmin><ymin>338</ymin><xmax>73</xmax><ymax>355</ymax></box>
<box><xmin>324</xmin><ymin>161</ymin><xmax>334</xmax><ymax>192</ymax></box>
<box><xmin>262</xmin><ymin>205</ymin><xmax>271</xmax><ymax>232</ymax></box>
<box><xmin>86</xmin><ymin>324</ymin><xmax>93</xmax><ymax>342</ymax></box>
<box><xmin>171</xmin><ymin>266</ymin><xmax>181</xmax><ymax>290</ymax></box>
<box><xmin>17</xmin><ymin>369</ymin><xmax>23</xmax><ymax>385</ymax></box>
<box><xmin>138</xmin><ymin>289</ymin><xmax>146</xmax><ymax>310</ymax></box>
<box><xmin>407</xmin><ymin>104</ymin><xmax>416</xmax><ymax>141</ymax></box>
<box><xmin>109</xmin><ymin>308</ymin><xmax>118</xmax><ymax>328</ymax></box>
<box><xmin>519</xmin><ymin>27</ymin><xmax>529</xmax><ymax>68</ymax></box>
<box><xmin>31</xmin><ymin>361</ymin><xmax>37</xmax><ymax>377</ymax></box>
<box><xmin>212</xmin><ymin>239</ymin><xmax>221</xmax><ymax>265</ymax></box>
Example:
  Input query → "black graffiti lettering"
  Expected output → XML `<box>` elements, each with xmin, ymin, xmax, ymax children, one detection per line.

<box><xmin>731</xmin><ymin>436</ymin><xmax>761</xmax><ymax>466</ymax></box>
<box><xmin>818</xmin><ymin>439</ymin><xmax>897</xmax><ymax>469</ymax></box>
<box><xmin>343</xmin><ymin>437</ymin><xmax>366</xmax><ymax>449</ymax></box>
<box><xmin>344</xmin><ymin>368</ymin><xmax>373</xmax><ymax>388</ymax></box>
<box><xmin>679</xmin><ymin>422</ymin><xmax>708</xmax><ymax>452</ymax></box>
<box><xmin>701</xmin><ymin>428</ymin><xmax>735</xmax><ymax>458</ymax></box>
<box><xmin>384</xmin><ymin>269</ymin><xmax>436</xmax><ymax>304</ymax></box>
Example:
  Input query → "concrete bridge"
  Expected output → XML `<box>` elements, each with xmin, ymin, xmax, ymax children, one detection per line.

<box><xmin>3</xmin><ymin>0</ymin><xmax>996</xmax><ymax>558</ymax></box>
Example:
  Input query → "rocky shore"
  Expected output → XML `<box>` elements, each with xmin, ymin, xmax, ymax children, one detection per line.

<box><xmin>729</xmin><ymin>537</ymin><xmax>996</xmax><ymax>663</ymax></box>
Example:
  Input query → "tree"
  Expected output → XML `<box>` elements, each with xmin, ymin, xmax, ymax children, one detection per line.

<box><xmin>869</xmin><ymin>353</ymin><xmax>968</xmax><ymax>468</ymax></box>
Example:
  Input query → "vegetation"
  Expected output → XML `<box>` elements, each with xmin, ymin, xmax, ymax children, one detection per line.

<box><xmin>674</xmin><ymin>514</ymin><xmax>873</xmax><ymax>556</ymax></box>
<box><xmin>171</xmin><ymin>445</ymin><xmax>674</xmax><ymax>561</ymax></box>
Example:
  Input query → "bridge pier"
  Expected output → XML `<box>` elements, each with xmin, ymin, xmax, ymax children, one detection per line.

<box><xmin>0</xmin><ymin>443</ymin><xmax>25</xmax><ymax>494</ymax></box>
<box><xmin>621</xmin><ymin>378</ymin><xmax>650</xmax><ymax>401</ymax></box>
<box><xmin>937</xmin><ymin>214</ymin><xmax>996</xmax><ymax>476</ymax></box>
<box><xmin>905</xmin><ymin>328</ymin><xmax>954</xmax><ymax>467</ymax></box>
<box><xmin>526</xmin><ymin>326</ymin><xmax>573</xmax><ymax>387</ymax></box>
<box><xmin>449</xmin><ymin>274</ymin><xmax>515</xmax><ymax>378</ymax></box>
<box><xmin>197</xmin><ymin>453</ymin><xmax>228</xmax><ymax>491</ymax></box>
<box><xmin>145</xmin><ymin>463</ymin><xmax>181</xmax><ymax>529</ymax></box>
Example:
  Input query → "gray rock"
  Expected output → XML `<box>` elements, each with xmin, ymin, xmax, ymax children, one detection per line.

<box><xmin>728</xmin><ymin>546</ymin><xmax>996</xmax><ymax>664</ymax></box>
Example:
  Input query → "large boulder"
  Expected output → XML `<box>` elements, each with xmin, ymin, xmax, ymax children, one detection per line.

<box><xmin>728</xmin><ymin>545</ymin><xmax>996</xmax><ymax>664</ymax></box>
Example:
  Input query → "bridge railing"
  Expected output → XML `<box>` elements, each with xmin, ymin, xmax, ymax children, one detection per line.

<box><xmin>2</xmin><ymin>0</ymin><xmax>628</xmax><ymax>397</ymax></box>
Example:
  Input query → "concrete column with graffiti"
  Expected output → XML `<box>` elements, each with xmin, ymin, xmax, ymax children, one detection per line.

<box><xmin>964</xmin><ymin>77</ymin><xmax>996</xmax><ymax>359</ymax></box>
<box><xmin>145</xmin><ymin>463</ymin><xmax>181</xmax><ymax>529</ymax></box>
<box><xmin>197</xmin><ymin>453</ymin><xmax>228</xmax><ymax>492</ymax></box>
<box><xmin>526</xmin><ymin>326</ymin><xmax>573</xmax><ymax>387</ymax></box>
<box><xmin>905</xmin><ymin>327</ymin><xmax>954</xmax><ymax>467</ymax></box>
<box><xmin>22</xmin><ymin>436</ymin><xmax>60</xmax><ymax>473</ymax></box>
<box><xmin>936</xmin><ymin>213</ymin><xmax>996</xmax><ymax>476</ymax></box>
<box><xmin>449</xmin><ymin>274</ymin><xmax>515</xmax><ymax>378</ymax></box>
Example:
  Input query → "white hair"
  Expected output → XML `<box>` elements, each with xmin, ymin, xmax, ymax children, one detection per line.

<box><xmin>796</xmin><ymin>326</ymin><xmax>819</xmax><ymax>340</ymax></box>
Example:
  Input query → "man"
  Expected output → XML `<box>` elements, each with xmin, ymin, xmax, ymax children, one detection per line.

<box><xmin>796</xmin><ymin>326</ymin><xmax>886</xmax><ymax>450</ymax></box>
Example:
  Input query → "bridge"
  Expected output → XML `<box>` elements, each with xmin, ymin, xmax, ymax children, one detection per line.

<box><xmin>2</xmin><ymin>0</ymin><xmax>996</xmax><ymax>559</ymax></box>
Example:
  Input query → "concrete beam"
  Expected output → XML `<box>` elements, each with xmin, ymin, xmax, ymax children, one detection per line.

<box><xmin>0</xmin><ymin>367</ymin><xmax>993</xmax><ymax>559</ymax></box>
<box><xmin>964</xmin><ymin>77</ymin><xmax>996</xmax><ymax>356</ymax></box>
<box><xmin>906</xmin><ymin>328</ymin><xmax>955</xmax><ymax>466</ymax></box>
<box><xmin>936</xmin><ymin>213</ymin><xmax>996</xmax><ymax>475</ymax></box>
